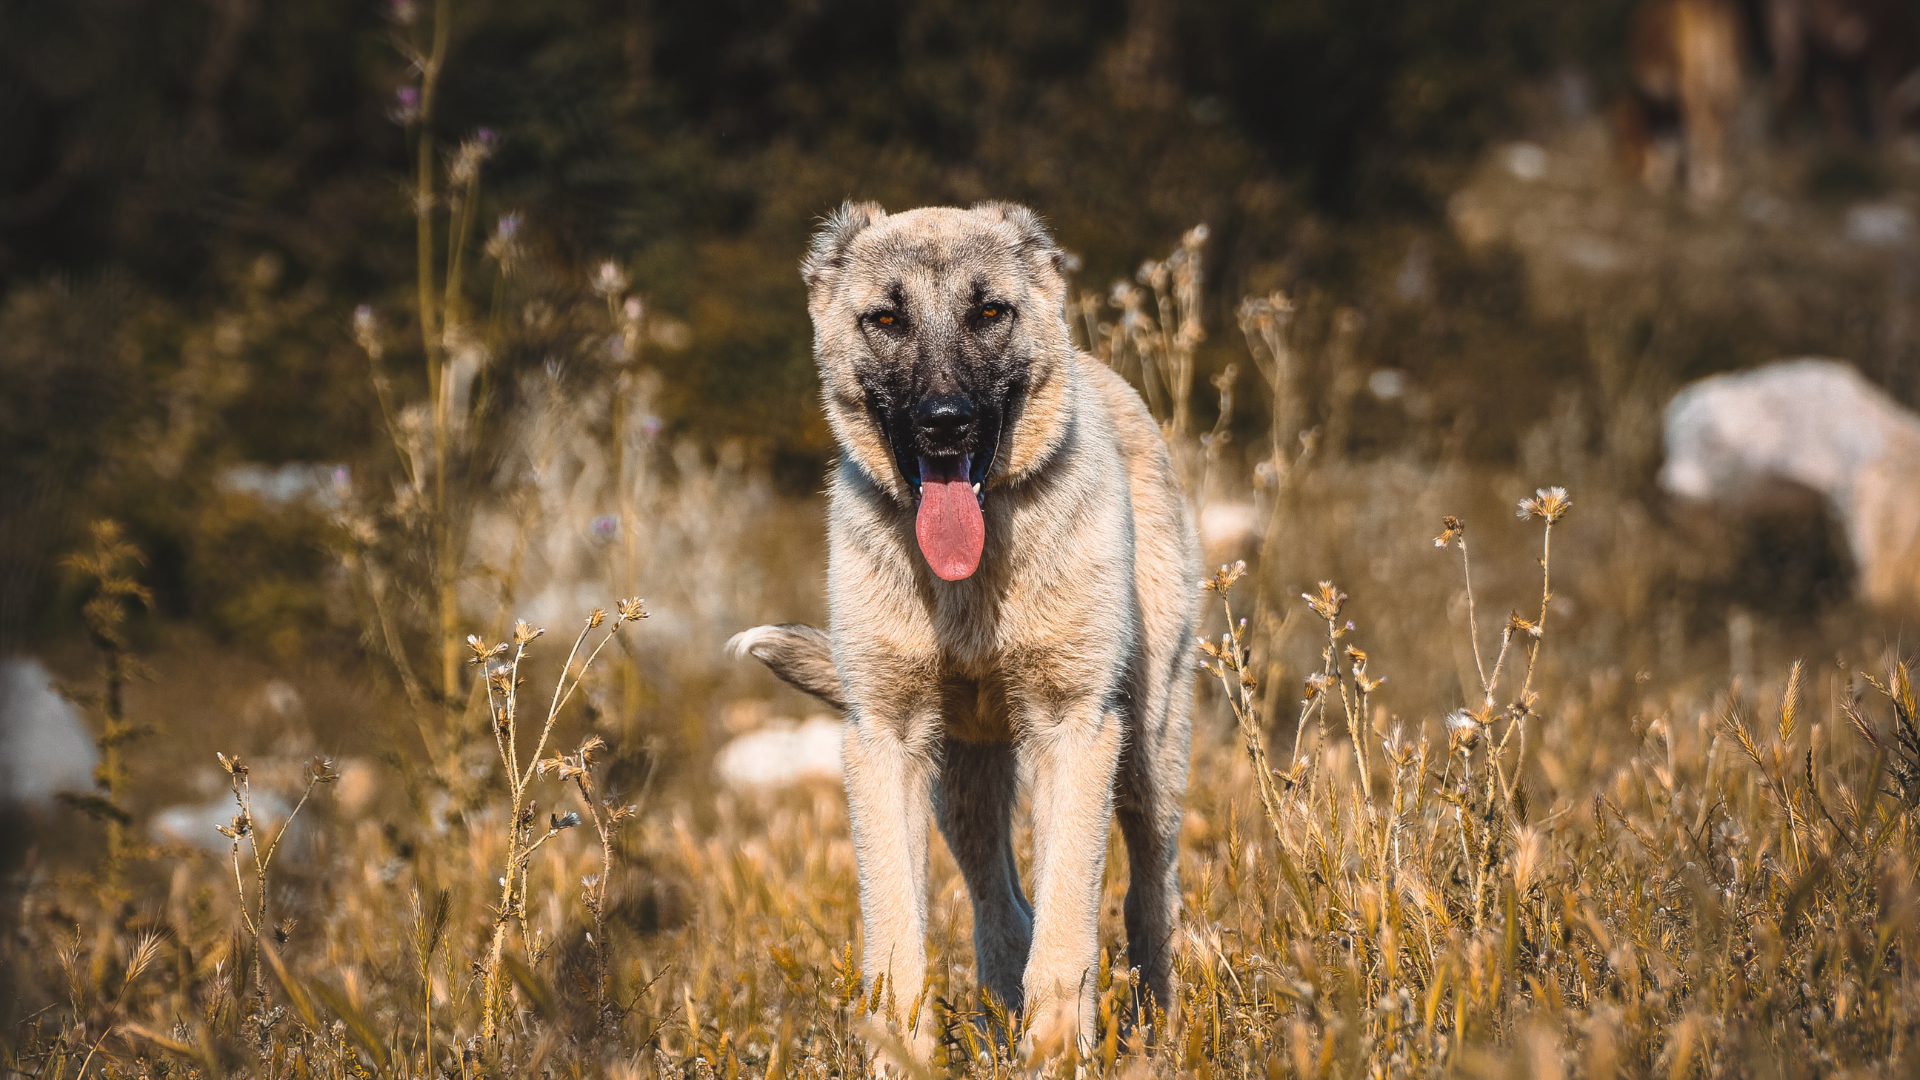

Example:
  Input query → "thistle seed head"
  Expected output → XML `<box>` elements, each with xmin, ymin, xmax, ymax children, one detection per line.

<box><xmin>1304</xmin><ymin>582</ymin><xmax>1348</xmax><ymax>621</ymax></box>
<box><xmin>1517</xmin><ymin>486</ymin><xmax>1572</xmax><ymax>524</ymax></box>
<box><xmin>1202</xmin><ymin>560</ymin><xmax>1248</xmax><ymax>595</ymax></box>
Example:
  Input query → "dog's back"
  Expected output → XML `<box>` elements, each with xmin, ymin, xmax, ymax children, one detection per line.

<box><xmin>1084</xmin><ymin>356</ymin><xmax>1199</xmax><ymax>727</ymax></box>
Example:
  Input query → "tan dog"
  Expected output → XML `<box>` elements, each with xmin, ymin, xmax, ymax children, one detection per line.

<box><xmin>730</xmin><ymin>202</ymin><xmax>1200</xmax><ymax>1051</ymax></box>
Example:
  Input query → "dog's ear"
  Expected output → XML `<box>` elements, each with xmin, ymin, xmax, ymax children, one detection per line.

<box><xmin>974</xmin><ymin>201</ymin><xmax>1066</xmax><ymax>278</ymax></box>
<box><xmin>802</xmin><ymin>201</ymin><xmax>887</xmax><ymax>292</ymax></box>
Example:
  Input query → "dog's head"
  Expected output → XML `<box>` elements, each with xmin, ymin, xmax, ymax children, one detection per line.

<box><xmin>802</xmin><ymin>202</ymin><xmax>1077</xmax><ymax>581</ymax></box>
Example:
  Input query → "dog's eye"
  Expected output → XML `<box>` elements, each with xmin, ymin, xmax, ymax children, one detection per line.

<box><xmin>869</xmin><ymin>310</ymin><xmax>903</xmax><ymax>330</ymax></box>
<box><xmin>974</xmin><ymin>304</ymin><xmax>1009</xmax><ymax>325</ymax></box>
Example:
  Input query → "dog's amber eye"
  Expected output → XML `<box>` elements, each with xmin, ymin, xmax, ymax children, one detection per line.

<box><xmin>980</xmin><ymin>306</ymin><xmax>1000</xmax><ymax>319</ymax></box>
<box><xmin>876</xmin><ymin>312</ymin><xmax>894</xmax><ymax>325</ymax></box>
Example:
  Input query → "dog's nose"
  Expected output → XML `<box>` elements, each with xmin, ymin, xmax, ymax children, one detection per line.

<box><xmin>913</xmin><ymin>393</ymin><xmax>976</xmax><ymax>447</ymax></box>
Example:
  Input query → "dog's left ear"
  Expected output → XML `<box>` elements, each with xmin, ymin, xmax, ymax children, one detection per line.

<box><xmin>974</xmin><ymin>201</ymin><xmax>1066</xmax><ymax>279</ymax></box>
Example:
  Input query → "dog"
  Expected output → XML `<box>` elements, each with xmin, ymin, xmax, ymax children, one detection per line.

<box><xmin>730</xmin><ymin>202</ymin><xmax>1201</xmax><ymax>1052</ymax></box>
<box><xmin>1618</xmin><ymin>0</ymin><xmax>1744</xmax><ymax>200</ymax></box>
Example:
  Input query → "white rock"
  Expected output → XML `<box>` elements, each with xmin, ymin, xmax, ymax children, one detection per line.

<box><xmin>1199</xmin><ymin>502</ymin><xmax>1260</xmax><ymax>552</ymax></box>
<box><xmin>1563</xmin><ymin>235</ymin><xmax>1626</xmax><ymax>273</ymax></box>
<box><xmin>152</xmin><ymin>789</ymin><xmax>295</xmax><ymax>853</ymax></box>
<box><xmin>216</xmin><ymin>463</ymin><xmax>350</xmax><ymax>509</ymax></box>
<box><xmin>1368</xmin><ymin>369</ymin><xmax>1408</xmax><ymax>400</ymax></box>
<box><xmin>0</xmin><ymin>656</ymin><xmax>98</xmax><ymax>805</ymax></box>
<box><xmin>1504</xmin><ymin>142</ymin><xmax>1548</xmax><ymax>181</ymax></box>
<box><xmin>715</xmin><ymin>716</ymin><xmax>844</xmax><ymax>792</ymax></box>
<box><xmin>1661</xmin><ymin>358</ymin><xmax>1920</xmax><ymax>607</ymax></box>
<box><xmin>1845</xmin><ymin>203</ymin><xmax>1913</xmax><ymax>247</ymax></box>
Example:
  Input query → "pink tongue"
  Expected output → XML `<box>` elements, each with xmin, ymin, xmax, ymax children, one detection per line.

<box><xmin>914</xmin><ymin>456</ymin><xmax>984</xmax><ymax>581</ymax></box>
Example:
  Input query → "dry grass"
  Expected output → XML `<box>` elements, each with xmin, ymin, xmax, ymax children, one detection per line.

<box><xmin>9</xmin><ymin>175</ymin><xmax>1920</xmax><ymax>1079</ymax></box>
<box><xmin>13</xmin><ymin>517</ymin><xmax>1920</xmax><ymax>1077</ymax></box>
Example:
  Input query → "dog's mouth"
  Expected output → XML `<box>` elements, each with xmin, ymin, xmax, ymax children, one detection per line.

<box><xmin>911</xmin><ymin>452</ymin><xmax>984</xmax><ymax>581</ymax></box>
<box><xmin>885</xmin><ymin>392</ymin><xmax>1006</xmax><ymax>582</ymax></box>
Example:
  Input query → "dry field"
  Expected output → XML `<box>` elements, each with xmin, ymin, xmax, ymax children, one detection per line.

<box><xmin>9</xmin><ymin>139</ymin><xmax>1920</xmax><ymax>1077</ymax></box>
<box><xmin>12</xmin><ymin>453</ymin><xmax>1920</xmax><ymax>1080</ymax></box>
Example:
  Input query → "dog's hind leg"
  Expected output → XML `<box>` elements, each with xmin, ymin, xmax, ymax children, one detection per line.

<box><xmin>933</xmin><ymin>738</ymin><xmax>1032</xmax><ymax>1013</ymax></box>
<box><xmin>1114</xmin><ymin>733</ymin><xmax>1186</xmax><ymax>1018</ymax></box>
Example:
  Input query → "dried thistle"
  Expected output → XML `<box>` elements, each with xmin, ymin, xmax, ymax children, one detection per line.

<box><xmin>467</xmin><ymin>634</ymin><xmax>508</xmax><ymax>664</ymax></box>
<box><xmin>1303</xmin><ymin>581</ymin><xmax>1348</xmax><ymax>621</ymax></box>
<box><xmin>1203</xmin><ymin>560</ymin><xmax>1248</xmax><ymax>595</ymax></box>
<box><xmin>1304</xmin><ymin>671</ymin><xmax>1333</xmax><ymax>703</ymax></box>
<box><xmin>1446</xmin><ymin>709</ymin><xmax>1484</xmax><ymax>753</ymax></box>
<box><xmin>1516</xmin><ymin>486</ymin><xmax>1573</xmax><ymax>524</ymax></box>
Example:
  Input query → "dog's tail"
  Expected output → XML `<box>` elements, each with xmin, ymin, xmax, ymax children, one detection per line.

<box><xmin>726</xmin><ymin>623</ymin><xmax>846</xmax><ymax>710</ymax></box>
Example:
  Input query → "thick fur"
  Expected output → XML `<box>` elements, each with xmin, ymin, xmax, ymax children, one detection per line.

<box><xmin>735</xmin><ymin>202</ymin><xmax>1201</xmax><ymax>1052</ymax></box>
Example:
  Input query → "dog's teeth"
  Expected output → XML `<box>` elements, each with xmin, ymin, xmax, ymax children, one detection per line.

<box><xmin>971</xmin><ymin>482</ymin><xmax>981</xmax><ymax>495</ymax></box>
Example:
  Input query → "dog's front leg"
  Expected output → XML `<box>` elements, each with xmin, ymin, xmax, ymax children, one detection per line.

<box><xmin>842</xmin><ymin>712</ymin><xmax>934</xmax><ymax>1051</ymax></box>
<box><xmin>1020</xmin><ymin>700</ymin><xmax>1124</xmax><ymax>1053</ymax></box>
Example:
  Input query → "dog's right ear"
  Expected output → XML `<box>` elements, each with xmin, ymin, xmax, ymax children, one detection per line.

<box><xmin>802</xmin><ymin>201</ymin><xmax>887</xmax><ymax>292</ymax></box>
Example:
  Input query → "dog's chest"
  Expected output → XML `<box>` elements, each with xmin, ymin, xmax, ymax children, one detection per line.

<box><xmin>938</xmin><ymin>672</ymin><xmax>1020</xmax><ymax>743</ymax></box>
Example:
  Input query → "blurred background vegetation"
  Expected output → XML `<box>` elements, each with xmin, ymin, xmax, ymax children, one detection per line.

<box><xmin>11</xmin><ymin>0</ymin><xmax>1919</xmax><ymax>669</ymax></box>
<box><xmin>0</xmin><ymin>0</ymin><xmax>1764</xmax><ymax>656</ymax></box>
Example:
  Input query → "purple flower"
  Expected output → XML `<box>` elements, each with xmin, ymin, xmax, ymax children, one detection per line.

<box><xmin>641</xmin><ymin>415</ymin><xmax>663</xmax><ymax>438</ymax></box>
<box><xmin>390</xmin><ymin>86</ymin><xmax>421</xmax><ymax>125</ymax></box>
<box><xmin>485</xmin><ymin>213</ymin><xmax>524</xmax><ymax>271</ymax></box>
<box><xmin>352</xmin><ymin>305</ymin><xmax>378</xmax><ymax>351</ymax></box>
<box><xmin>477</xmin><ymin>127</ymin><xmax>498</xmax><ymax>149</ymax></box>
<box><xmin>590</xmin><ymin>514</ymin><xmax>620</xmax><ymax>538</ymax></box>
